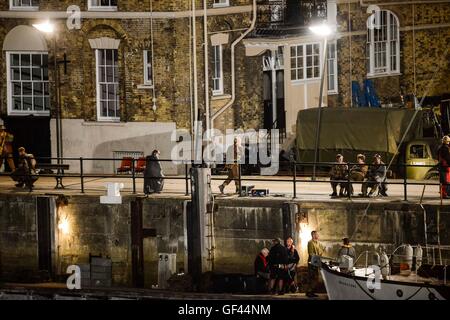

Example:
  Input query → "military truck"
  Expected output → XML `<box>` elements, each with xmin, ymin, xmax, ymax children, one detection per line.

<box><xmin>295</xmin><ymin>107</ymin><xmax>440</xmax><ymax>179</ymax></box>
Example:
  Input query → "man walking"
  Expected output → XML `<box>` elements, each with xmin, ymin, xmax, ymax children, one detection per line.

<box><xmin>219</xmin><ymin>137</ymin><xmax>244</xmax><ymax>194</ymax></box>
<box><xmin>306</xmin><ymin>230</ymin><xmax>325</xmax><ymax>298</ymax></box>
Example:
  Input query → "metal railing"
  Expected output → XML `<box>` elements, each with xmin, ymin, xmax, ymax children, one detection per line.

<box><xmin>0</xmin><ymin>156</ymin><xmax>444</xmax><ymax>201</ymax></box>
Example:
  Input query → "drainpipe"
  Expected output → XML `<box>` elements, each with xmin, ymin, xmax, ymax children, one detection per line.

<box><xmin>211</xmin><ymin>0</ymin><xmax>257</xmax><ymax>128</ymax></box>
<box><xmin>192</xmin><ymin>0</ymin><xmax>199</xmax><ymax>156</ymax></box>
<box><xmin>204</xmin><ymin>0</ymin><xmax>210</xmax><ymax>140</ymax></box>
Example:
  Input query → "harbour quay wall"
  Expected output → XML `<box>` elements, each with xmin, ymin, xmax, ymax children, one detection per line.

<box><xmin>0</xmin><ymin>194</ymin><xmax>448</xmax><ymax>287</ymax></box>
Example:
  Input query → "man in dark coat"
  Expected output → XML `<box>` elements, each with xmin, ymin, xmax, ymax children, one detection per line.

<box><xmin>144</xmin><ymin>150</ymin><xmax>164</xmax><ymax>194</ymax></box>
<box><xmin>285</xmin><ymin>237</ymin><xmax>300</xmax><ymax>293</ymax></box>
<box><xmin>267</xmin><ymin>238</ymin><xmax>289</xmax><ymax>295</ymax></box>
<box><xmin>361</xmin><ymin>154</ymin><xmax>388</xmax><ymax>197</ymax></box>
<box><xmin>438</xmin><ymin>136</ymin><xmax>450</xmax><ymax>198</ymax></box>
<box><xmin>254</xmin><ymin>248</ymin><xmax>270</xmax><ymax>293</ymax></box>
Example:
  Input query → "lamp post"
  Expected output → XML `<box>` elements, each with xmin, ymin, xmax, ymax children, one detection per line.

<box><xmin>33</xmin><ymin>21</ymin><xmax>63</xmax><ymax>166</ymax></box>
<box><xmin>309</xmin><ymin>23</ymin><xmax>333</xmax><ymax>181</ymax></box>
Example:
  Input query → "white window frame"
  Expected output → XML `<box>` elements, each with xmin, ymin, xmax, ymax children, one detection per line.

<box><xmin>212</xmin><ymin>45</ymin><xmax>224</xmax><ymax>96</ymax></box>
<box><xmin>6</xmin><ymin>51</ymin><xmax>50</xmax><ymax>116</ymax></box>
<box><xmin>143</xmin><ymin>50</ymin><xmax>153</xmax><ymax>86</ymax></box>
<box><xmin>95</xmin><ymin>49</ymin><xmax>120</xmax><ymax>122</ymax></box>
<box><xmin>9</xmin><ymin>0</ymin><xmax>39</xmax><ymax>11</ymax></box>
<box><xmin>213</xmin><ymin>0</ymin><xmax>230</xmax><ymax>8</ymax></box>
<box><xmin>367</xmin><ymin>10</ymin><xmax>400</xmax><ymax>77</ymax></box>
<box><xmin>327</xmin><ymin>41</ymin><xmax>338</xmax><ymax>94</ymax></box>
<box><xmin>88</xmin><ymin>0</ymin><xmax>118</xmax><ymax>11</ymax></box>
<box><xmin>290</xmin><ymin>42</ymin><xmax>321</xmax><ymax>83</ymax></box>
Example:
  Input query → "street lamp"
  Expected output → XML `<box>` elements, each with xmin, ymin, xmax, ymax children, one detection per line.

<box><xmin>309</xmin><ymin>22</ymin><xmax>334</xmax><ymax>181</ymax></box>
<box><xmin>33</xmin><ymin>21</ymin><xmax>63</xmax><ymax>167</ymax></box>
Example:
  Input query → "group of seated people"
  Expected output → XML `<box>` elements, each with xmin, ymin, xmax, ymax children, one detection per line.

<box><xmin>329</xmin><ymin>153</ymin><xmax>388</xmax><ymax>197</ymax></box>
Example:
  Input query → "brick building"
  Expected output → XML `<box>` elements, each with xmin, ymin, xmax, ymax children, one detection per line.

<box><xmin>0</xmin><ymin>0</ymin><xmax>449</xmax><ymax>172</ymax></box>
<box><xmin>0</xmin><ymin>0</ymin><xmax>258</xmax><ymax>173</ymax></box>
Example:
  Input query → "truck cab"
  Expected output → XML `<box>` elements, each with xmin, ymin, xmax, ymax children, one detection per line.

<box><xmin>405</xmin><ymin>139</ymin><xmax>438</xmax><ymax>180</ymax></box>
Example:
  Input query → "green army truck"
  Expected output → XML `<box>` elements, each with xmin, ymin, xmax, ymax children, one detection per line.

<box><xmin>295</xmin><ymin>107</ymin><xmax>440</xmax><ymax>179</ymax></box>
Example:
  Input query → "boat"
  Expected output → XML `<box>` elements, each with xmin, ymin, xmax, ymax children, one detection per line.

<box><xmin>314</xmin><ymin>245</ymin><xmax>450</xmax><ymax>300</ymax></box>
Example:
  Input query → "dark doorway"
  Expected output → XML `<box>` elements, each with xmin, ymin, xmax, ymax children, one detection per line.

<box><xmin>3</xmin><ymin>116</ymin><xmax>51</xmax><ymax>170</ymax></box>
<box><xmin>263</xmin><ymin>70</ymin><xmax>285</xmax><ymax>131</ymax></box>
<box><xmin>36</xmin><ymin>197</ymin><xmax>53</xmax><ymax>278</ymax></box>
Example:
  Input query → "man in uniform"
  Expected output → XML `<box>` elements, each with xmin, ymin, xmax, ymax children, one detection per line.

<box><xmin>11</xmin><ymin>147</ymin><xmax>38</xmax><ymax>191</ymax></box>
<box><xmin>219</xmin><ymin>137</ymin><xmax>244</xmax><ymax>194</ymax></box>
<box><xmin>306</xmin><ymin>230</ymin><xmax>325</xmax><ymax>298</ymax></box>
<box><xmin>0</xmin><ymin>123</ymin><xmax>15</xmax><ymax>172</ymax></box>
<box><xmin>329</xmin><ymin>154</ymin><xmax>348</xmax><ymax>197</ymax></box>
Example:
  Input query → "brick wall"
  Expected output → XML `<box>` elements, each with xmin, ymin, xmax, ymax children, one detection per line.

<box><xmin>335</xmin><ymin>1</ymin><xmax>450</xmax><ymax>107</ymax></box>
<box><xmin>0</xmin><ymin>0</ymin><xmax>262</xmax><ymax>132</ymax></box>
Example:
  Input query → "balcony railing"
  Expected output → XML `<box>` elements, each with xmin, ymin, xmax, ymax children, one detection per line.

<box><xmin>256</xmin><ymin>0</ymin><xmax>328</xmax><ymax>29</ymax></box>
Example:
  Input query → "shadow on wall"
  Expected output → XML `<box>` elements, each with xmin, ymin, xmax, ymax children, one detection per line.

<box><xmin>92</xmin><ymin>132</ymin><xmax>177</xmax><ymax>175</ymax></box>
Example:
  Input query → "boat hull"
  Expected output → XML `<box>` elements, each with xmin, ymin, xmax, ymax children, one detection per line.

<box><xmin>320</xmin><ymin>264</ymin><xmax>448</xmax><ymax>300</ymax></box>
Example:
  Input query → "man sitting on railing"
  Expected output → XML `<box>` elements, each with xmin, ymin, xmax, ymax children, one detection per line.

<box><xmin>329</xmin><ymin>154</ymin><xmax>348</xmax><ymax>197</ymax></box>
<box><xmin>361</xmin><ymin>154</ymin><xmax>388</xmax><ymax>197</ymax></box>
<box><xmin>11</xmin><ymin>147</ymin><xmax>38</xmax><ymax>191</ymax></box>
<box><xmin>348</xmin><ymin>154</ymin><xmax>368</xmax><ymax>196</ymax></box>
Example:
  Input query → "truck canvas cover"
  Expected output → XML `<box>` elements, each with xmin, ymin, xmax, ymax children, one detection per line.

<box><xmin>296</xmin><ymin>107</ymin><xmax>424</xmax><ymax>163</ymax></box>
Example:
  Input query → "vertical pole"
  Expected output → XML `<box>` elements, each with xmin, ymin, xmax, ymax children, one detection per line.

<box><xmin>203</xmin><ymin>0</ymin><xmax>210</xmax><ymax>141</ymax></box>
<box><xmin>271</xmin><ymin>49</ymin><xmax>277</xmax><ymax>130</ymax></box>
<box><xmin>347</xmin><ymin>164</ymin><xmax>351</xmax><ymax>199</ymax></box>
<box><xmin>404</xmin><ymin>163</ymin><xmax>408</xmax><ymax>201</ymax></box>
<box><xmin>238</xmin><ymin>162</ymin><xmax>242</xmax><ymax>197</ymax></box>
<box><xmin>312</xmin><ymin>38</ymin><xmax>328</xmax><ymax>181</ymax></box>
<box><xmin>192</xmin><ymin>0</ymin><xmax>199</xmax><ymax>161</ymax></box>
<box><xmin>293</xmin><ymin>161</ymin><xmax>297</xmax><ymax>199</ymax></box>
<box><xmin>53</xmin><ymin>35</ymin><xmax>61</xmax><ymax>167</ymax></box>
<box><xmin>80</xmin><ymin>157</ymin><xmax>84</xmax><ymax>193</ymax></box>
<box><xmin>185</xmin><ymin>163</ymin><xmax>189</xmax><ymax>196</ymax></box>
<box><xmin>132</xmin><ymin>158</ymin><xmax>136</xmax><ymax>194</ymax></box>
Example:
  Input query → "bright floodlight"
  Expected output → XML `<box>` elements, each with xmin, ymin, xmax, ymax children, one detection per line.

<box><xmin>33</xmin><ymin>21</ymin><xmax>55</xmax><ymax>33</ymax></box>
<box><xmin>309</xmin><ymin>23</ymin><xmax>333</xmax><ymax>37</ymax></box>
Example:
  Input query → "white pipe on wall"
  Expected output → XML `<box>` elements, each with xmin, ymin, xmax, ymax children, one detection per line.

<box><xmin>204</xmin><ymin>0</ymin><xmax>210</xmax><ymax>139</ymax></box>
<box><xmin>211</xmin><ymin>0</ymin><xmax>257</xmax><ymax>125</ymax></box>
<box><xmin>192</xmin><ymin>0</ymin><xmax>199</xmax><ymax>150</ymax></box>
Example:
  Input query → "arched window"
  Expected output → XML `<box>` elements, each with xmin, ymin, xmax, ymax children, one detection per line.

<box><xmin>367</xmin><ymin>10</ymin><xmax>400</xmax><ymax>76</ymax></box>
<box><xmin>3</xmin><ymin>25</ymin><xmax>49</xmax><ymax>115</ymax></box>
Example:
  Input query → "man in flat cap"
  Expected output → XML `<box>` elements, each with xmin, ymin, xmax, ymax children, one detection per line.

<box><xmin>361</xmin><ymin>154</ymin><xmax>388</xmax><ymax>197</ymax></box>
